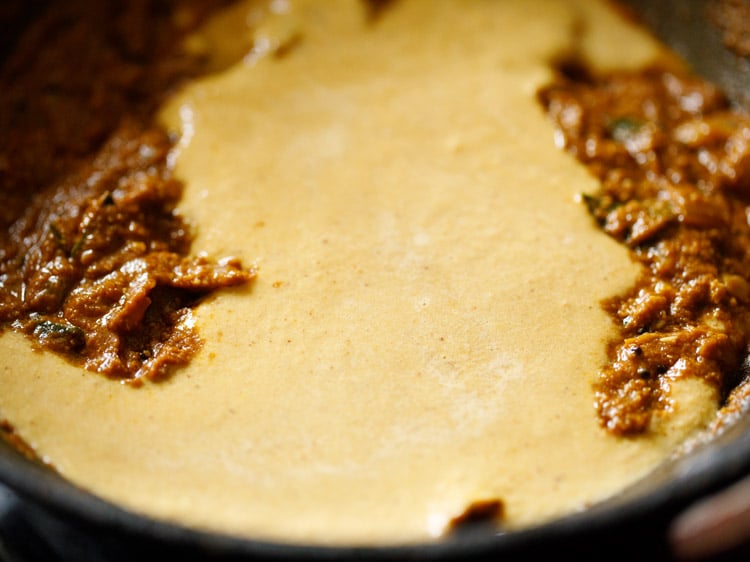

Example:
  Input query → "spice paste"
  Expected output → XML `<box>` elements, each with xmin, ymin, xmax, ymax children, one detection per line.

<box><xmin>0</xmin><ymin>0</ymin><xmax>254</xmax><ymax>381</ymax></box>
<box><xmin>541</xmin><ymin>67</ymin><xmax>750</xmax><ymax>435</ymax></box>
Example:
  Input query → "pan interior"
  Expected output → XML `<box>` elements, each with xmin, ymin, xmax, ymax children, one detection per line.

<box><xmin>0</xmin><ymin>0</ymin><xmax>745</xmax><ymax>550</ymax></box>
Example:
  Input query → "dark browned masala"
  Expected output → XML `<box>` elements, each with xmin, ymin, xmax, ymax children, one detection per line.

<box><xmin>540</xmin><ymin>67</ymin><xmax>750</xmax><ymax>435</ymax></box>
<box><xmin>0</xmin><ymin>0</ymin><xmax>254</xmax><ymax>383</ymax></box>
<box><xmin>710</xmin><ymin>0</ymin><xmax>750</xmax><ymax>58</ymax></box>
<box><xmin>447</xmin><ymin>499</ymin><xmax>504</xmax><ymax>533</ymax></box>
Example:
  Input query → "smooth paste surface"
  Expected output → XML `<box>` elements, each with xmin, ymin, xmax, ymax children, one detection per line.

<box><xmin>0</xmin><ymin>0</ymin><xmax>721</xmax><ymax>545</ymax></box>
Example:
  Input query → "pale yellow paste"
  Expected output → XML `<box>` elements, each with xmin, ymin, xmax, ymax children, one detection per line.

<box><xmin>0</xmin><ymin>0</ymin><xmax>720</xmax><ymax>546</ymax></box>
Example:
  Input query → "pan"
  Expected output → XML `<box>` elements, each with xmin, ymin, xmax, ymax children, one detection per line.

<box><xmin>1</xmin><ymin>1</ymin><xmax>750</xmax><ymax>560</ymax></box>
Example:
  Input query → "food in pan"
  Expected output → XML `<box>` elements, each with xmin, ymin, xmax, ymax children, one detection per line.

<box><xmin>1</xmin><ymin>0</ymin><xmax>750</xmax><ymax>546</ymax></box>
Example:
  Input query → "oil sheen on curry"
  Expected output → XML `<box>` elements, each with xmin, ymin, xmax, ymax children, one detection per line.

<box><xmin>1</xmin><ymin>0</ymin><xmax>750</xmax><ymax>546</ymax></box>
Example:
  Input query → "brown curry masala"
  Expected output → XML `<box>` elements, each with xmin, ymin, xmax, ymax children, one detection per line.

<box><xmin>541</xmin><ymin>67</ymin><xmax>750</xmax><ymax>435</ymax></box>
<box><xmin>0</xmin><ymin>0</ymin><xmax>254</xmax><ymax>384</ymax></box>
<box><xmin>3</xmin><ymin>2</ymin><xmax>750</xmax><ymax>438</ymax></box>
